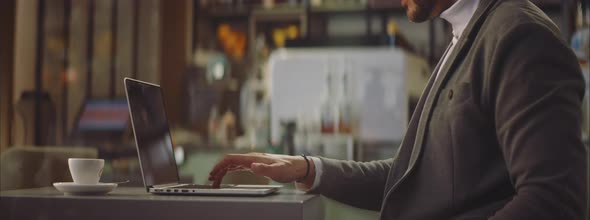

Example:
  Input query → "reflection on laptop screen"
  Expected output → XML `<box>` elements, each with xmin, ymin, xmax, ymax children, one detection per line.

<box><xmin>126</xmin><ymin>79</ymin><xmax>179</xmax><ymax>187</ymax></box>
<box><xmin>77</xmin><ymin>100</ymin><xmax>129</xmax><ymax>132</ymax></box>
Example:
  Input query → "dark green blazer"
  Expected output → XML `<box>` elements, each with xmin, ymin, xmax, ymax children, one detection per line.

<box><xmin>310</xmin><ymin>0</ymin><xmax>588</xmax><ymax>219</ymax></box>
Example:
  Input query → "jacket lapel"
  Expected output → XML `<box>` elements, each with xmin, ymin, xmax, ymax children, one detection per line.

<box><xmin>381</xmin><ymin>37</ymin><xmax>461</xmax><ymax>193</ymax></box>
<box><xmin>381</xmin><ymin>46</ymin><xmax>445</xmax><ymax>193</ymax></box>
<box><xmin>383</xmin><ymin>0</ymin><xmax>500</xmax><ymax>199</ymax></box>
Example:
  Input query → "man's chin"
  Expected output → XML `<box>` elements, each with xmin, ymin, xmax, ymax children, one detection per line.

<box><xmin>406</xmin><ymin>11</ymin><xmax>430</xmax><ymax>23</ymax></box>
<box><xmin>404</xmin><ymin>0</ymin><xmax>435</xmax><ymax>23</ymax></box>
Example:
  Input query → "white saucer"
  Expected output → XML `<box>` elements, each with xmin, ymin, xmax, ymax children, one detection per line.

<box><xmin>53</xmin><ymin>182</ymin><xmax>117</xmax><ymax>195</ymax></box>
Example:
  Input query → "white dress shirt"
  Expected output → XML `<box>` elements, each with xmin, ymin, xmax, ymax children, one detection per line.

<box><xmin>437</xmin><ymin>0</ymin><xmax>480</xmax><ymax>78</ymax></box>
<box><xmin>298</xmin><ymin>0</ymin><xmax>480</xmax><ymax>192</ymax></box>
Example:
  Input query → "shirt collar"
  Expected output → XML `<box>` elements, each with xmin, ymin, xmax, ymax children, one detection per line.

<box><xmin>440</xmin><ymin>0</ymin><xmax>480</xmax><ymax>40</ymax></box>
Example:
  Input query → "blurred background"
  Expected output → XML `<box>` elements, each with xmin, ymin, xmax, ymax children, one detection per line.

<box><xmin>0</xmin><ymin>0</ymin><xmax>588</xmax><ymax>219</ymax></box>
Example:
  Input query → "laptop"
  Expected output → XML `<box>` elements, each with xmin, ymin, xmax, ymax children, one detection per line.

<box><xmin>124</xmin><ymin>77</ymin><xmax>280</xmax><ymax>196</ymax></box>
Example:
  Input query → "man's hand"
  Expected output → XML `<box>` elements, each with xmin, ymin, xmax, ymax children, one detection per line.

<box><xmin>208</xmin><ymin>153</ymin><xmax>315</xmax><ymax>188</ymax></box>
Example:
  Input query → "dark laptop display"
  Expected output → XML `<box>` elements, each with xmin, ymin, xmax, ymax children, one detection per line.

<box><xmin>125</xmin><ymin>79</ymin><xmax>179</xmax><ymax>187</ymax></box>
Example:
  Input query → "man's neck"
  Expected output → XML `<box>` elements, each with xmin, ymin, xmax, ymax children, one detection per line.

<box><xmin>442</xmin><ymin>0</ymin><xmax>459</xmax><ymax>12</ymax></box>
<box><xmin>440</xmin><ymin>0</ymin><xmax>480</xmax><ymax>39</ymax></box>
<box><xmin>432</xmin><ymin>0</ymin><xmax>459</xmax><ymax>19</ymax></box>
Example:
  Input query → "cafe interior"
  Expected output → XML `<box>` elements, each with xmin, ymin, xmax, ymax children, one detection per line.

<box><xmin>0</xmin><ymin>0</ymin><xmax>589</xmax><ymax>219</ymax></box>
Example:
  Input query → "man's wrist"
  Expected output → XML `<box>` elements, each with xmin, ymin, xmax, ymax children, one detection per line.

<box><xmin>294</xmin><ymin>155</ymin><xmax>316</xmax><ymax>186</ymax></box>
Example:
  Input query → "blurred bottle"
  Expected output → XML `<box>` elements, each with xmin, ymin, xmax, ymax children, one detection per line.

<box><xmin>387</xmin><ymin>19</ymin><xmax>398</xmax><ymax>47</ymax></box>
<box><xmin>207</xmin><ymin>106</ymin><xmax>221</xmax><ymax>144</ymax></box>
<box><xmin>338</xmin><ymin>68</ymin><xmax>353</xmax><ymax>134</ymax></box>
<box><xmin>279</xmin><ymin>120</ymin><xmax>297</xmax><ymax>155</ymax></box>
<box><xmin>320</xmin><ymin>64</ymin><xmax>338</xmax><ymax>134</ymax></box>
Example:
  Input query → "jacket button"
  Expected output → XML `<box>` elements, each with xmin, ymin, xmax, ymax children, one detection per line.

<box><xmin>448</xmin><ymin>89</ymin><xmax>454</xmax><ymax>99</ymax></box>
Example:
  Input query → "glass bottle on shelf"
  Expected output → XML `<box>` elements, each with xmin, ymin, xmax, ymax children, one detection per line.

<box><xmin>387</xmin><ymin>19</ymin><xmax>398</xmax><ymax>47</ymax></box>
<box><xmin>320</xmin><ymin>64</ymin><xmax>338</xmax><ymax>134</ymax></box>
<box><xmin>338</xmin><ymin>69</ymin><xmax>353</xmax><ymax>134</ymax></box>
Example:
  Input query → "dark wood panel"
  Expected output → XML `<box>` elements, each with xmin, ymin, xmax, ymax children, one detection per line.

<box><xmin>160</xmin><ymin>0</ymin><xmax>188</xmax><ymax>125</ymax></box>
<box><xmin>0</xmin><ymin>0</ymin><xmax>16</xmax><ymax>150</ymax></box>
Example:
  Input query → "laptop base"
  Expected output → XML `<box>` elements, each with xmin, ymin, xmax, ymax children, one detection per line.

<box><xmin>149</xmin><ymin>184</ymin><xmax>280</xmax><ymax>196</ymax></box>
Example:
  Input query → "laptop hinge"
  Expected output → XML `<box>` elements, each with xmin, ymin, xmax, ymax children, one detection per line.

<box><xmin>152</xmin><ymin>183</ymin><xmax>184</xmax><ymax>189</ymax></box>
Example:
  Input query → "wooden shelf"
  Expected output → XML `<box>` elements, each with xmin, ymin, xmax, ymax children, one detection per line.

<box><xmin>309</xmin><ymin>7</ymin><xmax>405</xmax><ymax>16</ymax></box>
<box><xmin>251</xmin><ymin>7</ymin><xmax>307</xmax><ymax>21</ymax></box>
<box><xmin>198</xmin><ymin>8</ymin><xmax>250</xmax><ymax>20</ymax></box>
<box><xmin>285</xmin><ymin>35</ymin><xmax>389</xmax><ymax>47</ymax></box>
<box><xmin>198</xmin><ymin>0</ymin><xmax>565</xmax><ymax>19</ymax></box>
<box><xmin>198</xmin><ymin>4</ymin><xmax>405</xmax><ymax>20</ymax></box>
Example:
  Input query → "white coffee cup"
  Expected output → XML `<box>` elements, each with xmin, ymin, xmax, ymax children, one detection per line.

<box><xmin>68</xmin><ymin>158</ymin><xmax>104</xmax><ymax>185</ymax></box>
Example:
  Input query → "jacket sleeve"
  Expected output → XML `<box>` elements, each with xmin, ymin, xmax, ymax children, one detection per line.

<box><xmin>488</xmin><ymin>22</ymin><xmax>588</xmax><ymax>220</ymax></box>
<box><xmin>308</xmin><ymin>157</ymin><xmax>393</xmax><ymax>211</ymax></box>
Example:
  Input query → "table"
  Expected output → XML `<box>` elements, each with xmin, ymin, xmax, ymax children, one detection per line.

<box><xmin>0</xmin><ymin>187</ymin><xmax>324</xmax><ymax>220</ymax></box>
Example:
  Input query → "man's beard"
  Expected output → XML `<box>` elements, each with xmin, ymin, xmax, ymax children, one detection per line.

<box><xmin>404</xmin><ymin>0</ymin><xmax>436</xmax><ymax>22</ymax></box>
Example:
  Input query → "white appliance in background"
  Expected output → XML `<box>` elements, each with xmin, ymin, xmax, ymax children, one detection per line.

<box><xmin>267</xmin><ymin>48</ymin><xmax>416</xmax><ymax>160</ymax></box>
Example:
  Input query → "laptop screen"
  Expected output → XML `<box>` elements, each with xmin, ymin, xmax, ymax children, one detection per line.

<box><xmin>125</xmin><ymin>78</ymin><xmax>179</xmax><ymax>187</ymax></box>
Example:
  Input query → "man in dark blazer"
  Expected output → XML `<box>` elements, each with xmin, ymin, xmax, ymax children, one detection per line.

<box><xmin>209</xmin><ymin>0</ymin><xmax>589</xmax><ymax>219</ymax></box>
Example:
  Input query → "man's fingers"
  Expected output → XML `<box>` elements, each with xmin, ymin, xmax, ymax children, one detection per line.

<box><xmin>209</xmin><ymin>155</ymin><xmax>240</xmax><ymax>179</ymax></box>
<box><xmin>211</xmin><ymin>165</ymin><xmax>230</xmax><ymax>183</ymax></box>
<box><xmin>225</xmin><ymin>165</ymin><xmax>247</xmax><ymax>173</ymax></box>
<box><xmin>208</xmin><ymin>153</ymin><xmax>282</xmax><ymax>186</ymax></box>
<box><xmin>209</xmin><ymin>154</ymin><xmax>272</xmax><ymax>179</ymax></box>
<box><xmin>211</xmin><ymin>168</ymin><xmax>227</xmax><ymax>188</ymax></box>
<box><xmin>208</xmin><ymin>164</ymin><xmax>241</xmax><ymax>181</ymax></box>
<box><xmin>210</xmin><ymin>154</ymin><xmax>257</xmax><ymax>176</ymax></box>
<box><xmin>209</xmin><ymin>155</ymin><xmax>235</xmax><ymax>177</ymax></box>
<box><xmin>209</xmin><ymin>164</ymin><xmax>250</xmax><ymax>188</ymax></box>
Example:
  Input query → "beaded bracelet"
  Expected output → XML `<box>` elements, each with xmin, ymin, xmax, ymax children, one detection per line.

<box><xmin>297</xmin><ymin>154</ymin><xmax>310</xmax><ymax>182</ymax></box>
